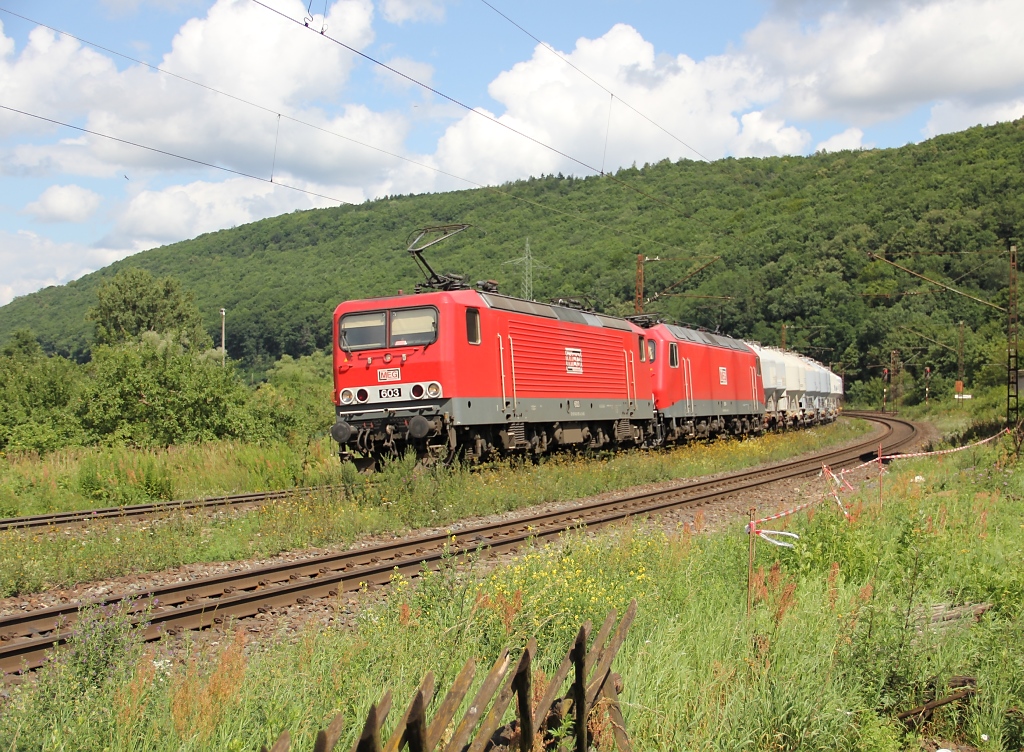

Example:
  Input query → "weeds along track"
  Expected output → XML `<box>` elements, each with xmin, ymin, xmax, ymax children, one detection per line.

<box><xmin>0</xmin><ymin>487</ymin><xmax>331</xmax><ymax>532</ymax></box>
<box><xmin>0</xmin><ymin>414</ymin><xmax>916</xmax><ymax>678</ymax></box>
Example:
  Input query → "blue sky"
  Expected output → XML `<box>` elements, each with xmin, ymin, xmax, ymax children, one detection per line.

<box><xmin>1</xmin><ymin>0</ymin><xmax>1022</xmax><ymax>304</ymax></box>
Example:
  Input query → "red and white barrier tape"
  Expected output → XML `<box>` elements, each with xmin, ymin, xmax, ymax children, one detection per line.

<box><xmin>745</xmin><ymin>525</ymin><xmax>800</xmax><ymax>548</ymax></box>
<box><xmin>837</xmin><ymin>428</ymin><xmax>1010</xmax><ymax>477</ymax></box>
<box><xmin>751</xmin><ymin>498</ymin><xmax>818</xmax><ymax>526</ymax></box>
<box><xmin>749</xmin><ymin>462</ymin><xmax>850</xmax><ymax>535</ymax></box>
<box><xmin>747</xmin><ymin>428</ymin><xmax>1009</xmax><ymax>549</ymax></box>
<box><xmin>821</xmin><ymin>464</ymin><xmax>852</xmax><ymax>519</ymax></box>
<box><xmin>880</xmin><ymin>428</ymin><xmax>1009</xmax><ymax>461</ymax></box>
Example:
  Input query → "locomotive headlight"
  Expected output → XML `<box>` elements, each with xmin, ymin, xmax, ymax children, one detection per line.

<box><xmin>426</xmin><ymin>382</ymin><xmax>442</xmax><ymax>398</ymax></box>
<box><xmin>356</xmin><ymin>388</ymin><xmax>369</xmax><ymax>403</ymax></box>
<box><xmin>340</xmin><ymin>389</ymin><xmax>355</xmax><ymax>405</ymax></box>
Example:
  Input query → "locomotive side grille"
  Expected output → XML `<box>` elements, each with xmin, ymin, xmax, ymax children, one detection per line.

<box><xmin>614</xmin><ymin>419</ymin><xmax>632</xmax><ymax>442</ymax></box>
<box><xmin>508</xmin><ymin>422</ymin><xmax>526</xmax><ymax>445</ymax></box>
<box><xmin>507</xmin><ymin>320</ymin><xmax>629</xmax><ymax>397</ymax></box>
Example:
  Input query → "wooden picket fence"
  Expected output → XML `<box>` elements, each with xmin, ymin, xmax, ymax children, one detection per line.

<box><xmin>262</xmin><ymin>600</ymin><xmax>637</xmax><ymax>752</ymax></box>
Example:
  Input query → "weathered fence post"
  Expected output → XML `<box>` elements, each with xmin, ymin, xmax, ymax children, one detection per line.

<box><xmin>259</xmin><ymin>602</ymin><xmax>636</xmax><ymax>752</ymax></box>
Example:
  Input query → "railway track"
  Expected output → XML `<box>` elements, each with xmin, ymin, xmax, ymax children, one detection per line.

<box><xmin>0</xmin><ymin>413</ymin><xmax>916</xmax><ymax>677</ymax></box>
<box><xmin>0</xmin><ymin>487</ymin><xmax>331</xmax><ymax>532</ymax></box>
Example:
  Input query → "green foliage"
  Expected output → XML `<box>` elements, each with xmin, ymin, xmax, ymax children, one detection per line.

<box><xmin>2</xmin><ymin>435</ymin><xmax>1021</xmax><ymax>751</ymax></box>
<box><xmin>253</xmin><ymin>350</ymin><xmax>335</xmax><ymax>441</ymax></box>
<box><xmin>0</xmin><ymin>334</ymin><xmax>86</xmax><ymax>452</ymax></box>
<box><xmin>0</xmin><ymin>420</ymin><xmax>867</xmax><ymax>595</ymax></box>
<box><xmin>80</xmin><ymin>333</ymin><xmax>257</xmax><ymax>446</ymax></box>
<box><xmin>0</xmin><ymin>437</ymin><xmax>348</xmax><ymax>519</ymax></box>
<box><xmin>2</xmin><ymin>601</ymin><xmax>150</xmax><ymax>748</ymax></box>
<box><xmin>1</xmin><ymin>121</ymin><xmax>1021</xmax><ymax>396</ymax></box>
<box><xmin>0</xmin><ymin>331</ymin><xmax>315</xmax><ymax>453</ymax></box>
<box><xmin>88</xmin><ymin>267</ymin><xmax>211</xmax><ymax>350</ymax></box>
<box><xmin>60</xmin><ymin>600</ymin><xmax>148</xmax><ymax>687</ymax></box>
<box><xmin>1</xmin><ymin>329</ymin><xmax>43</xmax><ymax>358</ymax></box>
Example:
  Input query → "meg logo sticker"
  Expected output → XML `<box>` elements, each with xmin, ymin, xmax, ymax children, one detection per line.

<box><xmin>565</xmin><ymin>348</ymin><xmax>584</xmax><ymax>374</ymax></box>
<box><xmin>377</xmin><ymin>368</ymin><xmax>401</xmax><ymax>382</ymax></box>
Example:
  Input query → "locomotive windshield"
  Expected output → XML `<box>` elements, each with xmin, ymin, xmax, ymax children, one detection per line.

<box><xmin>339</xmin><ymin>311</ymin><xmax>386</xmax><ymax>350</ymax></box>
<box><xmin>390</xmin><ymin>307</ymin><xmax>437</xmax><ymax>347</ymax></box>
<box><xmin>338</xmin><ymin>307</ymin><xmax>437</xmax><ymax>351</ymax></box>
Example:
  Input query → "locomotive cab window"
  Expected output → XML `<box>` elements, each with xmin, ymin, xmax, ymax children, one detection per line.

<box><xmin>466</xmin><ymin>308</ymin><xmax>481</xmax><ymax>345</ymax></box>
<box><xmin>390</xmin><ymin>307</ymin><xmax>438</xmax><ymax>347</ymax></box>
<box><xmin>638</xmin><ymin>335</ymin><xmax>646</xmax><ymax>362</ymax></box>
<box><xmin>669</xmin><ymin>342</ymin><xmax>679</xmax><ymax>368</ymax></box>
<box><xmin>647</xmin><ymin>339</ymin><xmax>656</xmax><ymax>363</ymax></box>
<box><xmin>339</xmin><ymin>311</ymin><xmax>387</xmax><ymax>351</ymax></box>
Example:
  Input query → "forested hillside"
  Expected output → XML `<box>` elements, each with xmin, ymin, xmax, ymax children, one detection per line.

<box><xmin>2</xmin><ymin>120</ymin><xmax>1022</xmax><ymax>398</ymax></box>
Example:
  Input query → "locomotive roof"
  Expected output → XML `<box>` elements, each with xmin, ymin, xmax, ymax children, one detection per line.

<box><xmin>663</xmin><ymin>324</ymin><xmax>751</xmax><ymax>352</ymax></box>
<box><xmin>478</xmin><ymin>292</ymin><xmax>635</xmax><ymax>332</ymax></box>
<box><xmin>336</xmin><ymin>289</ymin><xmax>635</xmax><ymax>332</ymax></box>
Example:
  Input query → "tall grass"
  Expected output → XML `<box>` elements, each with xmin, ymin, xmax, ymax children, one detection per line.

<box><xmin>0</xmin><ymin>438</ymin><xmax>348</xmax><ymax>518</ymax></box>
<box><xmin>0</xmin><ymin>421</ymin><xmax>870</xmax><ymax>596</ymax></box>
<box><xmin>1</xmin><ymin>427</ymin><xmax>1020</xmax><ymax>751</ymax></box>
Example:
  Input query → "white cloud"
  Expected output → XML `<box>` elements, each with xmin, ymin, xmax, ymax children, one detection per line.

<box><xmin>747</xmin><ymin>0</ymin><xmax>1024</xmax><ymax>125</ymax></box>
<box><xmin>101</xmin><ymin>176</ymin><xmax>365</xmax><ymax>250</ymax></box>
<box><xmin>0</xmin><ymin>231</ymin><xmax>118</xmax><ymax>305</ymax></box>
<box><xmin>815</xmin><ymin>127</ymin><xmax>868</xmax><ymax>152</ymax></box>
<box><xmin>432</xmin><ymin>24</ymin><xmax>796</xmax><ymax>185</ymax></box>
<box><xmin>925</xmin><ymin>99</ymin><xmax>1024</xmax><ymax>137</ymax></box>
<box><xmin>379</xmin><ymin>0</ymin><xmax>445</xmax><ymax>24</ymax></box>
<box><xmin>732</xmin><ymin>111</ymin><xmax>809</xmax><ymax>157</ymax></box>
<box><xmin>0</xmin><ymin>23</ymin><xmax>119</xmax><ymax>138</ymax></box>
<box><xmin>164</xmin><ymin>0</ymin><xmax>374</xmax><ymax>109</ymax></box>
<box><xmin>23</xmin><ymin>184</ymin><xmax>103</xmax><ymax>223</ymax></box>
<box><xmin>0</xmin><ymin>0</ymin><xmax>384</xmax><ymax>180</ymax></box>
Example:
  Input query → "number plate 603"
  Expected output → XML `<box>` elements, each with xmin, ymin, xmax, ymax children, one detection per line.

<box><xmin>378</xmin><ymin>387</ymin><xmax>402</xmax><ymax>399</ymax></box>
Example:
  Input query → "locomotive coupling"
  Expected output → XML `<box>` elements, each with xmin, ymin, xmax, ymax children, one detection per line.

<box><xmin>330</xmin><ymin>420</ymin><xmax>353</xmax><ymax>444</ymax></box>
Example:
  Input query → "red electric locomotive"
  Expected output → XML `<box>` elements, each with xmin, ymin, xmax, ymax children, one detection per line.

<box><xmin>329</xmin><ymin>226</ymin><xmax>657</xmax><ymax>467</ymax></box>
<box><xmin>642</xmin><ymin>322</ymin><xmax>765</xmax><ymax>441</ymax></box>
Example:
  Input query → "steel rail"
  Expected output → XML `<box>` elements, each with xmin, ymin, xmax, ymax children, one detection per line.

<box><xmin>0</xmin><ymin>414</ymin><xmax>916</xmax><ymax>677</ymax></box>
<box><xmin>0</xmin><ymin>487</ymin><xmax>333</xmax><ymax>532</ymax></box>
<box><xmin>1</xmin><ymin>414</ymin><xmax>895</xmax><ymax>532</ymax></box>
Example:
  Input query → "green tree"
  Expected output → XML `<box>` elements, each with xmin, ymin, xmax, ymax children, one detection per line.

<box><xmin>87</xmin><ymin>268</ymin><xmax>212</xmax><ymax>350</ymax></box>
<box><xmin>79</xmin><ymin>333</ymin><xmax>259</xmax><ymax>447</ymax></box>
<box><xmin>0</xmin><ymin>339</ymin><xmax>85</xmax><ymax>452</ymax></box>
<box><xmin>1</xmin><ymin>329</ymin><xmax>43</xmax><ymax>359</ymax></box>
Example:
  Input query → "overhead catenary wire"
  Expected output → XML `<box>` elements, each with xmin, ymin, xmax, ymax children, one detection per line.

<box><xmin>0</xmin><ymin>104</ymin><xmax>358</xmax><ymax>207</ymax></box>
<box><xmin>857</xmin><ymin>262</ymin><xmax>993</xmax><ymax>298</ymax></box>
<box><xmin>0</xmin><ymin>6</ymin><xmax>703</xmax><ymax>257</ymax></box>
<box><xmin>270</xmin><ymin>113</ymin><xmax>281</xmax><ymax>182</ymax></box>
<box><xmin>250</xmin><ymin>0</ymin><xmax>686</xmax><ymax>214</ymax></box>
<box><xmin>476</xmin><ymin>0</ymin><xmax>712</xmax><ymax>163</ymax></box>
<box><xmin>1</xmin><ymin>104</ymin><xmax>694</xmax><ymax>258</ymax></box>
<box><xmin>876</xmin><ymin>249</ymin><xmax>1007</xmax><ymax>256</ymax></box>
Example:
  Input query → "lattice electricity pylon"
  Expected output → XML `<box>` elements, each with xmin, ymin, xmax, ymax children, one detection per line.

<box><xmin>503</xmin><ymin>238</ymin><xmax>548</xmax><ymax>301</ymax></box>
